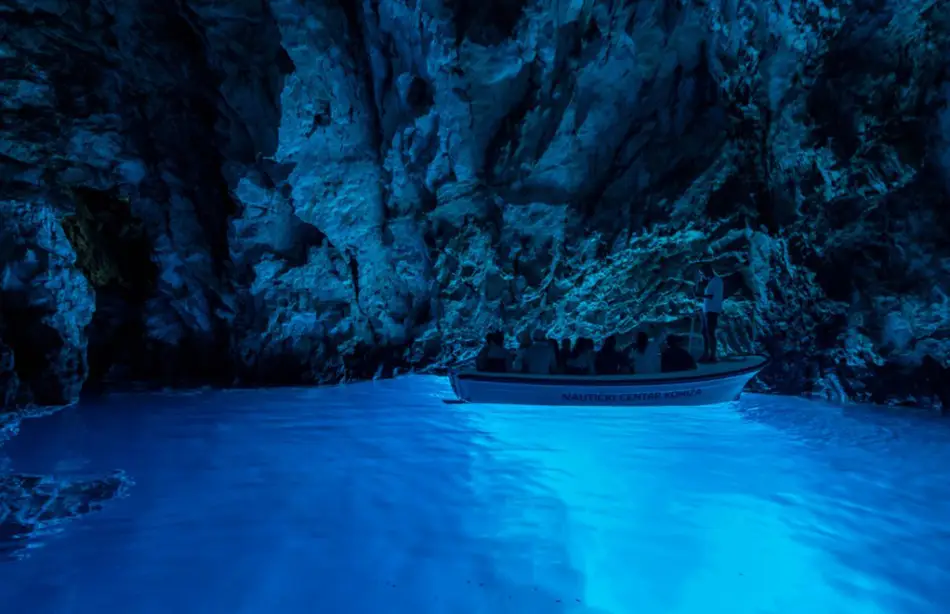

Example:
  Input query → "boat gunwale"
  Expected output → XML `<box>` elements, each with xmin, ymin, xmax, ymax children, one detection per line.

<box><xmin>452</xmin><ymin>354</ymin><xmax>770</xmax><ymax>387</ymax></box>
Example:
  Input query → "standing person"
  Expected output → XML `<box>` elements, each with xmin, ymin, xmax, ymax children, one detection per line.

<box><xmin>698</xmin><ymin>263</ymin><xmax>723</xmax><ymax>363</ymax></box>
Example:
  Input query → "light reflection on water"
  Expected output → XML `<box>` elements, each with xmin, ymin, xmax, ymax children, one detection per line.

<box><xmin>1</xmin><ymin>377</ymin><xmax>948</xmax><ymax>614</ymax></box>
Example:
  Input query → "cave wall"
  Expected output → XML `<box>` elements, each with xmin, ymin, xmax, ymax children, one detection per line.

<box><xmin>1</xmin><ymin>0</ymin><xmax>949</xmax><ymax>409</ymax></box>
<box><xmin>0</xmin><ymin>198</ymin><xmax>93</xmax><ymax>406</ymax></box>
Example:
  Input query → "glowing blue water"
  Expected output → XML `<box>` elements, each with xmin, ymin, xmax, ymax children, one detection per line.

<box><xmin>1</xmin><ymin>376</ymin><xmax>949</xmax><ymax>614</ymax></box>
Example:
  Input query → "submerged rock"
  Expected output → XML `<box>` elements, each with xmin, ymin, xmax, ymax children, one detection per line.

<box><xmin>0</xmin><ymin>0</ymin><xmax>948</xmax><ymax>407</ymax></box>
<box><xmin>0</xmin><ymin>470</ymin><xmax>133</xmax><ymax>559</ymax></box>
<box><xmin>0</xmin><ymin>414</ymin><xmax>18</xmax><ymax>446</ymax></box>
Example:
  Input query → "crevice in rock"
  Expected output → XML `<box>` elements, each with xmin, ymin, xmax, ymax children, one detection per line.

<box><xmin>61</xmin><ymin>188</ymin><xmax>157</xmax><ymax>391</ymax></box>
<box><xmin>306</xmin><ymin>100</ymin><xmax>333</xmax><ymax>138</ymax></box>
<box><xmin>447</xmin><ymin>0</ymin><xmax>528</xmax><ymax>46</ymax></box>
<box><xmin>342</xmin><ymin>342</ymin><xmax>412</xmax><ymax>380</ymax></box>
<box><xmin>0</xmin><ymin>293</ymin><xmax>67</xmax><ymax>406</ymax></box>
<box><xmin>406</xmin><ymin>75</ymin><xmax>434</xmax><ymax>116</ymax></box>
<box><xmin>337</xmin><ymin>0</ymin><xmax>392</xmax><ymax>240</ymax></box>
<box><xmin>486</xmin><ymin>19</ymin><xmax>585</xmax><ymax>187</ymax></box>
<box><xmin>284</xmin><ymin>218</ymin><xmax>333</xmax><ymax>268</ymax></box>
<box><xmin>577</xmin><ymin>74</ymin><xmax>661</xmax><ymax>222</ymax></box>
<box><xmin>62</xmin><ymin>188</ymin><xmax>157</xmax><ymax>299</ymax></box>
<box><xmin>339</xmin><ymin>0</ymin><xmax>385</xmax><ymax>154</ymax></box>
<box><xmin>484</xmin><ymin>60</ymin><xmax>540</xmax><ymax>184</ymax></box>
<box><xmin>706</xmin><ymin>172</ymin><xmax>747</xmax><ymax>220</ymax></box>
<box><xmin>346</xmin><ymin>250</ymin><xmax>362</xmax><ymax>307</ymax></box>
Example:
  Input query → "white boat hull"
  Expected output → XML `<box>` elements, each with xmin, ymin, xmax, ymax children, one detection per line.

<box><xmin>448</xmin><ymin>355</ymin><xmax>769</xmax><ymax>407</ymax></box>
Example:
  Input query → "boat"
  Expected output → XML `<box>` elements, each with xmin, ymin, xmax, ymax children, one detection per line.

<box><xmin>446</xmin><ymin>355</ymin><xmax>769</xmax><ymax>406</ymax></box>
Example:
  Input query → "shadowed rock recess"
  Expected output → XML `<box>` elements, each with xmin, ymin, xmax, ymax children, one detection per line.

<box><xmin>1</xmin><ymin>0</ymin><xmax>949</xmax><ymax>408</ymax></box>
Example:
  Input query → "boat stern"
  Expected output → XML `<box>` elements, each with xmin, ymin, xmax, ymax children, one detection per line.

<box><xmin>448</xmin><ymin>370</ymin><xmax>464</xmax><ymax>401</ymax></box>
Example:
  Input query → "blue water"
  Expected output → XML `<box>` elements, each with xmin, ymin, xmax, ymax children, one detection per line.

<box><xmin>1</xmin><ymin>376</ymin><xmax>949</xmax><ymax>614</ymax></box>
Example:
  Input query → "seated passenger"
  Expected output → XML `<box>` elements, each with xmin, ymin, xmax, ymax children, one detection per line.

<box><xmin>558</xmin><ymin>339</ymin><xmax>572</xmax><ymax>373</ymax></box>
<box><xmin>660</xmin><ymin>334</ymin><xmax>698</xmax><ymax>373</ymax></box>
<box><xmin>513</xmin><ymin>329</ymin><xmax>558</xmax><ymax>375</ymax></box>
<box><xmin>565</xmin><ymin>337</ymin><xmax>596</xmax><ymax>375</ymax></box>
<box><xmin>595</xmin><ymin>335</ymin><xmax>628</xmax><ymax>375</ymax></box>
<box><xmin>628</xmin><ymin>328</ymin><xmax>665</xmax><ymax>375</ymax></box>
<box><xmin>512</xmin><ymin>330</ymin><xmax>533</xmax><ymax>372</ymax></box>
<box><xmin>548</xmin><ymin>339</ymin><xmax>563</xmax><ymax>374</ymax></box>
<box><xmin>475</xmin><ymin>332</ymin><xmax>512</xmax><ymax>373</ymax></box>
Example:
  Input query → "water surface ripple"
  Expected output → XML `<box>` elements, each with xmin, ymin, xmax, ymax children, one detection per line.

<box><xmin>1</xmin><ymin>377</ymin><xmax>948</xmax><ymax>614</ymax></box>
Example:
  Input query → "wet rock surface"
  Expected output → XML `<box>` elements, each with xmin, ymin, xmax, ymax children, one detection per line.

<box><xmin>0</xmin><ymin>414</ymin><xmax>17</xmax><ymax>446</ymax></box>
<box><xmin>0</xmin><ymin>469</ymin><xmax>133</xmax><ymax>560</ymax></box>
<box><xmin>1</xmin><ymin>0</ymin><xmax>949</xmax><ymax>407</ymax></box>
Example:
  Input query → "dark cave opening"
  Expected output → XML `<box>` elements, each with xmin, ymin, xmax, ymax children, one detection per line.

<box><xmin>706</xmin><ymin>173</ymin><xmax>748</xmax><ymax>220</ymax></box>
<box><xmin>176</xmin><ymin>91</ymin><xmax>240</xmax><ymax>275</ymax></box>
<box><xmin>61</xmin><ymin>188</ymin><xmax>158</xmax><ymax>300</ymax></box>
<box><xmin>0</xmin><ymin>292</ymin><xmax>68</xmax><ymax>406</ymax></box>
<box><xmin>406</xmin><ymin>75</ymin><xmax>434</xmax><ymax>115</ymax></box>
<box><xmin>61</xmin><ymin>187</ymin><xmax>159</xmax><ymax>391</ymax></box>
<box><xmin>806</xmin><ymin>43</ymin><xmax>868</xmax><ymax>161</ymax></box>
<box><xmin>284</xmin><ymin>218</ymin><xmax>333</xmax><ymax>268</ymax></box>
<box><xmin>807</xmin><ymin>28</ymin><xmax>936</xmax><ymax>170</ymax></box>
<box><xmin>447</xmin><ymin>0</ymin><xmax>528</xmax><ymax>46</ymax></box>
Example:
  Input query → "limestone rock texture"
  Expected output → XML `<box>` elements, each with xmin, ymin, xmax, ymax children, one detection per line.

<box><xmin>1</xmin><ymin>0</ymin><xmax>949</xmax><ymax>407</ymax></box>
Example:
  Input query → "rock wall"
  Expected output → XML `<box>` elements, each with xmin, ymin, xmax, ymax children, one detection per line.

<box><xmin>1</xmin><ymin>0</ymin><xmax>949</xmax><ymax>408</ymax></box>
<box><xmin>0</xmin><ymin>200</ymin><xmax>94</xmax><ymax>406</ymax></box>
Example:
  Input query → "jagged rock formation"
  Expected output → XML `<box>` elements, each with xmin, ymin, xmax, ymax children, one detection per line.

<box><xmin>0</xmin><ymin>470</ymin><xmax>132</xmax><ymax>559</ymax></box>
<box><xmin>0</xmin><ymin>414</ymin><xmax>16</xmax><ymax>446</ymax></box>
<box><xmin>0</xmin><ymin>199</ymin><xmax>94</xmax><ymax>406</ymax></box>
<box><xmin>1</xmin><ymin>0</ymin><xmax>949</xmax><ymax>407</ymax></box>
